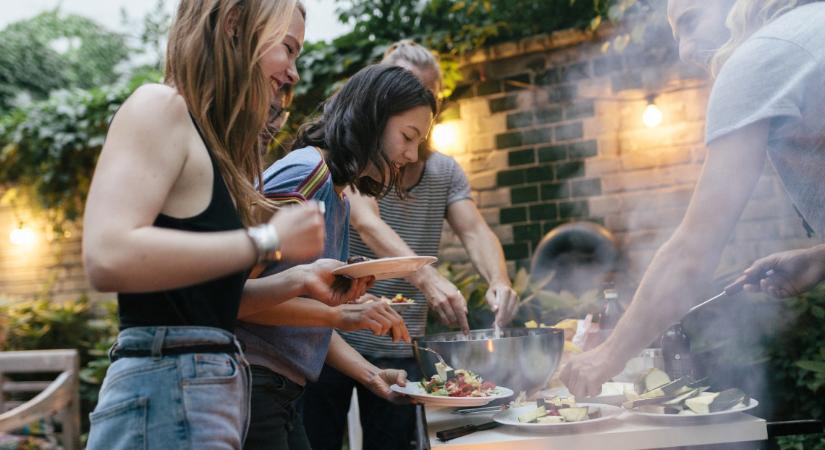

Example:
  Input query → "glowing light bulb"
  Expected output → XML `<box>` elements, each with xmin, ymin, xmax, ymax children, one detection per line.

<box><xmin>9</xmin><ymin>226</ymin><xmax>37</xmax><ymax>246</ymax></box>
<box><xmin>642</xmin><ymin>97</ymin><xmax>663</xmax><ymax>128</ymax></box>
<box><xmin>431</xmin><ymin>122</ymin><xmax>460</xmax><ymax>154</ymax></box>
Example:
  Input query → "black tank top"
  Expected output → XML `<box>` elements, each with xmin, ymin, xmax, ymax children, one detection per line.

<box><xmin>117</xmin><ymin>115</ymin><xmax>247</xmax><ymax>332</ymax></box>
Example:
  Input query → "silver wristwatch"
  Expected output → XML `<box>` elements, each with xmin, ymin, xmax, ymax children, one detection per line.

<box><xmin>246</xmin><ymin>223</ymin><xmax>282</xmax><ymax>263</ymax></box>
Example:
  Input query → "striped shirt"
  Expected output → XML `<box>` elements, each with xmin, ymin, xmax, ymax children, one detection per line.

<box><xmin>340</xmin><ymin>151</ymin><xmax>472</xmax><ymax>358</ymax></box>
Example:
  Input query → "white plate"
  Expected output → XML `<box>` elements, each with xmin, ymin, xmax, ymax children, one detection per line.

<box><xmin>494</xmin><ymin>403</ymin><xmax>623</xmax><ymax>429</ymax></box>
<box><xmin>626</xmin><ymin>398</ymin><xmax>759</xmax><ymax>423</ymax></box>
<box><xmin>390</xmin><ymin>383</ymin><xmax>514</xmax><ymax>407</ymax></box>
<box><xmin>333</xmin><ymin>256</ymin><xmax>437</xmax><ymax>281</ymax></box>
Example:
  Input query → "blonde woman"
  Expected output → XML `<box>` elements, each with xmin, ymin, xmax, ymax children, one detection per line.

<box><xmin>81</xmin><ymin>1</ymin><xmax>357</xmax><ymax>448</ymax></box>
<box><xmin>302</xmin><ymin>40</ymin><xmax>519</xmax><ymax>450</ymax></box>
<box><xmin>562</xmin><ymin>0</ymin><xmax>825</xmax><ymax>397</ymax></box>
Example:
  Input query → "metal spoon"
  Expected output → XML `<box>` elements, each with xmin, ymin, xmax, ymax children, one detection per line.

<box><xmin>418</xmin><ymin>346</ymin><xmax>448</xmax><ymax>366</ymax></box>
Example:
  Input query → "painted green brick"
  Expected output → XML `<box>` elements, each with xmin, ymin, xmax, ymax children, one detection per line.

<box><xmin>495</xmin><ymin>131</ymin><xmax>523</xmax><ymax>149</ymax></box>
<box><xmin>477</xmin><ymin>80</ymin><xmax>502</xmax><ymax>96</ymax></box>
<box><xmin>500</xmin><ymin>206</ymin><xmax>528</xmax><ymax>224</ymax></box>
<box><xmin>565</xmin><ymin>100</ymin><xmax>595</xmax><ymax>120</ymax></box>
<box><xmin>571</xmin><ymin>178</ymin><xmax>602</xmax><ymax>197</ymax></box>
<box><xmin>522</xmin><ymin>127</ymin><xmax>554</xmax><ymax>146</ymax></box>
<box><xmin>548</xmin><ymin>84</ymin><xmax>577</xmax><ymax>103</ymax></box>
<box><xmin>526</xmin><ymin>165</ymin><xmax>554</xmax><ymax>183</ymax></box>
<box><xmin>508</xmin><ymin>148</ymin><xmax>535</xmax><ymax>167</ymax></box>
<box><xmin>535</xmin><ymin>106</ymin><xmax>563</xmax><ymax>124</ymax></box>
<box><xmin>592</xmin><ymin>56</ymin><xmax>623</xmax><ymax>77</ymax></box>
<box><xmin>504</xmin><ymin>73</ymin><xmax>531</xmax><ymax>91</ymax></box>
<box><xmin>506</xmin><ymin>111</ymin><xmax>534</xmax><ymax>130</ymax></box>
<box><xmin>555</xmin><ymin>161</ymin><xmax>585</xmax><ymax>180</ymax></box>
<box><xmin>538</xmin><ymin>145</ymin><xmax>567</xmax><ymax>162</ymax></box>
<box><xmin>503</xmin><ymin>242</ymin><xmax>530</xmax><ymax>260</ymax></box>
<box><xmin>489</xmin><ymin>95</ymin><xmax>519</xmax><ymax>113</ymax></box>
<box><xmin>542</xmin><ymin>220</ymin><xmax>567</xmax><ymax>235</ymax></box>
<box><xmin>559</xmin><ymin>62</ymin><xmax>590</xmax><ymax>81</ymax></box>
<box><xmin>511</xmin><ymin>185</ymin><xmax>538</xmax><ymax>204</ymax></box>
<box><xmin>497</xmin><ymin>169</ymin><xmax>526</xmax><ymax>187</ymax></box>
<box><xmin>514</xmin><ymin>223</ymin><xmax>542</xmax><ymax>243</ymax></box>
<box><xmin>559</xmin><ymin>200</ymin><xmax>589</xmax><ymax>219</ymax></box>
<box><xmin>554</xmin><ymin>122</ymin><xmax>583</xmax><ymax>141</ymax></box>
<box><xmin>540</xmin><ymin>182</ymin><xmax>570</xmax><ymax>200</ymax></box>
<box><xmin>535</xmin><ymin>68</ymin><xmax>561</xmax><ymax>86</ymax></box>
<box><xmin>529</xmin><ymin>203</ymin><xmax>559</xmax><ymax>221</ymax></box>
<box><xmin>568</xmin><ymin>140</ymin><xmax>598</xmax><ymax>159</ymax></box>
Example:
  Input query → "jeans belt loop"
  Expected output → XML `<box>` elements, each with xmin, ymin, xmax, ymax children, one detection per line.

<box><xmin>151</xmin><ymin>327</ymin><xmax>168</xmax><ymax>360</ymax></box>
<box><xmin>107</xmin><ymin>341</ymin><xmax>119</xmax><ymax>362</ymax></box>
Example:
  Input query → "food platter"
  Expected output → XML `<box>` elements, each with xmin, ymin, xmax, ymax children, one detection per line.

<box><xmin>391</xmin><ymin>383</ymin><xmax>514</xmax><ymax>407</ymax></box>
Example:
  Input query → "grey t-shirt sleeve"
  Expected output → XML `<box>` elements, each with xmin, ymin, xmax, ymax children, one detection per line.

<box><xmin>705</xmin><ymin>37</ymin><xmax>818</xmax><ymax>145</ymax></box>
<box><xmin>446</xmin><ymin>156</ymin><xmax>473</xmax><ymax>206</ymax></box>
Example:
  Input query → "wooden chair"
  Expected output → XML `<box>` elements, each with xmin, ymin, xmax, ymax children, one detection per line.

<box><xmin>0</xmin><ymin>349</ymin><xmax>81</xmax><ymax>450</ymax></box>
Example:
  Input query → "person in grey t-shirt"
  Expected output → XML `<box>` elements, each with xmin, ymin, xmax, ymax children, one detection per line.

<box><xmin>562</xmin><ymin>0</ymin><xmax>825</xmax><ymax>398</ymax></box>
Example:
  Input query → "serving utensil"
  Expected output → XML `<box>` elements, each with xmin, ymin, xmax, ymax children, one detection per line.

<box><xmin>688</xmin><ymin>269</ymin><xmax>773</xmax><ymax>315</ymax></box>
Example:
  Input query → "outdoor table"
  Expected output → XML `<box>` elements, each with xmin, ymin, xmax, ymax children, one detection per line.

<box><xmin>418</xmin><ymin>405</ymin><xmax>769</xmax><ymax>450</ymax></box>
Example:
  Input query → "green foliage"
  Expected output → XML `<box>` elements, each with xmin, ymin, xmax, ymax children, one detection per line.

<box><xmin>0</xmin><ymin>69</ymin><xmax>163</xmax><ymax>228</ymax></box>
<box><xmin>0</xmin><ymin>10</ymin><xmax>130</xmax><ymax>114</ymax></box>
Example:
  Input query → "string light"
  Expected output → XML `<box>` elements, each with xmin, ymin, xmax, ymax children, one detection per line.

<box><xmin>431</xmin><ymin>122</ymin><xmax>461</xmax><ymax>154</ymax></box>
<box><xmin>9</xmin><ymin>225</ymin><xmax>37</xmax><ymax>246</ymax></box>
<box><xmin>642</xmin><ymin>95</ymin><xmax>663</xmax><ymax>128</ymax></box>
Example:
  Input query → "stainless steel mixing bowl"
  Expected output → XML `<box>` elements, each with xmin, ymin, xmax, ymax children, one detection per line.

<box><xmin>413</xmin><ymin>327</ymin><xmax>564</xmax><ymax>393</ymax></box>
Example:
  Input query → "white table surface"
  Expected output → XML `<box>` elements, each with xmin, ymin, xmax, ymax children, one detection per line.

<box><xmin>425</xmin><ymin>407</ymin><xmax>768</xmax><ymax>450</ymax></box>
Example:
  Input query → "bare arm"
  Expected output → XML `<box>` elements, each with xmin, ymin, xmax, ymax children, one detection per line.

<box><xmin>82</xmin><ymin>85</ymin><xmax>324</xmax><ymax>293</ymax></box>
<box><xmin>325</xmin><ymin>331</ymin><xmax>409</xmax><ymax>403</ymax></box>
<box><xmin>347</xmin><ymin>186</ymin><xmax>469</xmax><ymax>332</ymax></box>
<box><xmin>446</xmin><ymin>199</ymin><xmax>518</xmax><ymax>324</ymax></box>
<box><xmin>561</xmin><ymin>121</ymin><xmax>770</xmax><ymax>397</ymax></box>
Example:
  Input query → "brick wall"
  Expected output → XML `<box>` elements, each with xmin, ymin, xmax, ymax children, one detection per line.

<box><xmin>437</xmin><ymin>30</ymin><xmax>812</xmax><ymax>281</ymax></box>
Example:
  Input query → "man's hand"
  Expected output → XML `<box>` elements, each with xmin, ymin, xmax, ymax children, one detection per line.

<box><xmin>411</xmin><ymin>266</ymin><xmax>469</xmax><ymax>334</ymax></box>
<box><xmin>559</xmin><ymin>344</ymin><xmax>626</xmax><ymax>398</ymax></box>
<box><xmin>333</xmin><ymin>298</ymin><xmax>411</xmax><ymax>343</ymax></box>
<box><xmin>740</xmin><ymin>246</ymin><xmax>825</xmax><ymax>298</ymax></box>
<box><xmin>485</xmin><ymin>281</ymin><xmax>519</xmax><ymax>326</ymax></box>
<box><xmin>298</xmin><ymin>259</ymin><xmax>372</xmax><ymax>306</ymax></box>
<box><xmin>363</xmin><ymin>368</ymin><xmax>410</xmax><ymax>404</ymax></box>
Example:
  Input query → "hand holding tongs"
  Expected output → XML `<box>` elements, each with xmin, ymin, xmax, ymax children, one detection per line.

<box><xmin>688</xmin><ymin>269</ymin><xmax>774</xmax><ymax>314</ymax></box>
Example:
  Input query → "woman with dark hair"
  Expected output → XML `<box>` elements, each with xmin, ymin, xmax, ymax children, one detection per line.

<box><xmin>236</xmin><ymin>63</ymin><xmax>437</xmax><ymax>450</ymax></box>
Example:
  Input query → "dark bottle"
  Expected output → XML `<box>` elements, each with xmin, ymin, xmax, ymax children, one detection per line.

<box><xmin>600</xmin><ymin>287</ymin><xmax>624</xmax><ymax>332</ymax></box>
<box><xmin>660</xmin><ymin>324</ymin><xmax>696</xmax><ymax>380</ymax></box>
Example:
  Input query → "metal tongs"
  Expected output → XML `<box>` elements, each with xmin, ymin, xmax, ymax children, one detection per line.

<box><xmin>688</xmin><ymin>269</ymin><xmax>774</xmax><ymax>315</ymax></box>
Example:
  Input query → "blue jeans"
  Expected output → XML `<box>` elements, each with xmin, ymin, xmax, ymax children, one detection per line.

<box><xmin>86</xmin><ymin>326</ymin><xmax>251</xmax><ymax>450</ymax></box>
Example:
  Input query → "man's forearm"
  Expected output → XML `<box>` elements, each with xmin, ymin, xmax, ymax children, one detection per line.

<box><xmin>460</xmin><ymin>225</ymin><xmax>510</xmax><ymax>285</ymax></box>
<box><xmin>602</xmin><ymin>239</ymin><xmax>719</xmax><ymax>362</ymax></box>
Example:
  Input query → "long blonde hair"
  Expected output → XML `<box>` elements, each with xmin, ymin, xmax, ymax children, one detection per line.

<box><xmin>711</xmin><ymin>0</ymin><xmax>819</xmax><ymax>76</ymax></box>
<box><xmin>165</xmin><ymin>0</ymin><xmax>302</xmax><ymax>225</ymax></box>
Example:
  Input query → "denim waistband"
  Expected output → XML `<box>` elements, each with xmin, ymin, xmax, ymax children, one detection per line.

<box><xmin>111</xmin><ymin>326</ymin><xmax>243</xmax><ymax>360</ymax></box>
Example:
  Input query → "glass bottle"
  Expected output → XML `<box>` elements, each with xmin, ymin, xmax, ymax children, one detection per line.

<box><xmin>660</xmin><ymin>324</ymin><xmax>696</xmax><ymax>380</ymax></box>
